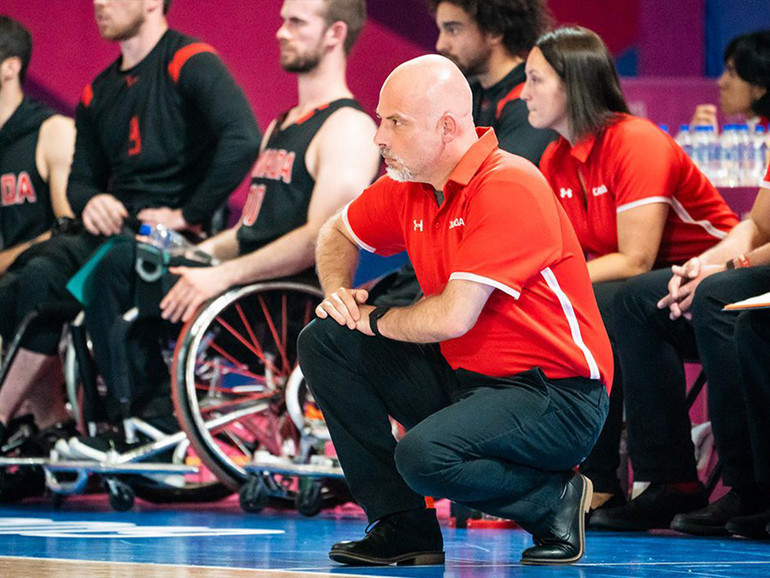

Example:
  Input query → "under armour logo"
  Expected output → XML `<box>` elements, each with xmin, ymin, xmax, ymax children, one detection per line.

<box><xmin>560</xmin><ymin>188</ymin><xmax>573</xmax><ymax>199</ymax></box>
<box><xmin>414</xmin><ymin>220</ymin><xmax>423</xmax><ymax>232</ymax></box>
<box><xmin>592</xmin><ymin>185</ymin><xmax>608</xmax><ymax>197</ymax></box>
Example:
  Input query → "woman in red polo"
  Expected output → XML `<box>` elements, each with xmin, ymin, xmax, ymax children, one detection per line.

<box><xmin>520</xmin><ymin>26</ymin><xmax>739</xmax><ymax>521</ymax></box>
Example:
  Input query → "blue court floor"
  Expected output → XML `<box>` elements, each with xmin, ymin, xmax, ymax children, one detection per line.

<box><xmin>0</xmin><ymin>496</ymin><xmax>769</xmax><ymax>576</ymax></box>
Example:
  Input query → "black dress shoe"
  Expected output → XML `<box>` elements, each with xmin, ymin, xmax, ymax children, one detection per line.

<box><xmin>671</xmin><ymin>490</ymin><xmax>763</xmax><ymax>536</ymax></box>
<box><xmin>329</xmin><ymin>508</ymin><xmax>444</xmax><ymax>566</ymax></box>
<box><xmin>586</xmin><ymin>491</ymin><xmax>627</xmax><ymax>528</ymax></box>
<box><xmin>520</xmin><ymin>472</ymin><xmax>592</xmax><ymax>565</ymax></box>
<box><xmin>589</xmin><ymin>482</ymin><xmax>707</xmax><ymax>531</ymax></box>
<box><xmin>725</xmin><ymin>509</ymin><xmax>770</xmax><ymax>539</ymax></box>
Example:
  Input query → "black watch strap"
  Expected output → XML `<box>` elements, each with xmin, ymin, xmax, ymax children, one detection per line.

<box><xmin>369</xmin><ymin>306</ymin><xmax>390</xmax><ymax>338</ymax></box>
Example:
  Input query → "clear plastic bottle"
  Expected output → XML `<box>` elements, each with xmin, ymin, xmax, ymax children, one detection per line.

<box><xmin>138</xmin><ymin>223</ymin><xmax>214</xmax><ymax>263</ymax></box>
<box><xmin>735</xmin><ymin>124</ymin><xmax>752</xmax><ymax>186</ymax></box>
<box><xmin>675</xmin><ymin>124</ymin><xmax>693</xmax><ymax>158</ymax></box>
<box><xmin>753</xmin><ymin>125</ymin><xmax>769</xmax><ymax>186</ymax></box>
<box><xmin>720</xmin><ymin>124</ymin><xmax>739</xmax><ymax>187</ymax></box>
<box><xmin>693</xmin><ymin>125</ymin><xmax>719</xmax><ymax>183</ymax></box>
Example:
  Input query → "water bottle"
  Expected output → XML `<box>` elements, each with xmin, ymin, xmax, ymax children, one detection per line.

<box><xmin>675</xmin><ymin>124</ymin><xmax>693</xmax><ymax>158</ymax></box>
<box><xmin>720</xmin><ymin>124</ymin><xmax>739</xmax><ymax>187</ymax></box>
<box><xmin>735</xmin><ymin>124</ymin><xmax>752</xmax><ymax>186</ymax></box>
<box><xmin>693</xmin><ymin>125</ymin><xmax>718</xmax><ymax>183</ymax></box>
<box><xmin>753</xmin><ymin>125</ymin><xmax>768</xmax><ymax>186</ymax></box>
<box><xmin>138</xmin><ymin>223</ymin><xmax>214</xmax><ymax>264</ymax></box>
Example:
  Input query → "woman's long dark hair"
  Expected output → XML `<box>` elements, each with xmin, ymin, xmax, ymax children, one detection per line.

<box><xmin>536</xmin><ymin>26</ymin><xmax>629</xmax><ymax>142</ymax></box>
<box><xmin>725</xmin><ymin>30</ymin><xmax>770</xmax><ymax>118</ymax></box>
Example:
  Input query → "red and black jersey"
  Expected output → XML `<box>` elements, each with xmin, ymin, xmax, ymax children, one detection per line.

<box><xmin>67</xmin><ymin>29</ymin><xmax>260</xmax><ymax>226</ymax></box>
<box><xmin>0</xmin><ymin>98</ymin><xmax>55</xmax><ymax>250</ymax></box>
<box><xmin>236</xmin><ymin>98</ymin><xmax>363</xmax><ymax>256</ymax></box>
<box><xmin>471</xmin><ymin>63</ymin><xmax>556</xmax><ymax>165</ymax></box>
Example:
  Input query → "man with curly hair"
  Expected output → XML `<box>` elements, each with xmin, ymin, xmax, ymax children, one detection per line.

<box><xmin>429</xmin><ymin>0</ymin><xmax>555</xmax><ymax>163</ymax></box>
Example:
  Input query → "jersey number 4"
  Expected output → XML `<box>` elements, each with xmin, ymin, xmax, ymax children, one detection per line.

<box><xmin>128</xmin><ymin>116</ymin><xmax>142</xmax><ymax>157</ymax></box>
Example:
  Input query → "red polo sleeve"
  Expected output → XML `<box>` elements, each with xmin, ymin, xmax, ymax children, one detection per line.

<box><xmin>343</xmin><ymin>176</ymin><xmax>406</xmax><ymax>256</ymax></box>
<box><xmin>762</xmin><ymin>163</ymin><xmax>770</xmax><ymax>188</ymax></box>
<box><xmin>450</xmin><ymin>168</ymin><xmax>562</xmax><ymax>298</ymax></box>
<box><xmin>609</xmin><ymin>122</ymin><xmax>679</xmax><ymax>212</ymax></box>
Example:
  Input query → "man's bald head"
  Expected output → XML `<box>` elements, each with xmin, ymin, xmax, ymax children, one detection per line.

<box><xmin>375</xmin><ymin>55</ymin><xmax>480</xmax><ymax>189</ymax></box>
<box><xmin>381</xmin><ymin>55</ymin><xmax>473</xmax><ymax>129</ymax></box>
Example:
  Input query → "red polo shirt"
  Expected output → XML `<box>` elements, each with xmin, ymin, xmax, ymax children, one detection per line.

<box><xmin>539</xmin><ymin>114</ymin><xmax>739</xmax><ymax>267</ymax></box>
<box><xmin>762</xmin><ymin>163</ymin><xmax>770</xmax><ymax>190</ymax></box>
<box><xmin>344</xmin><ymin>128</ymin><xmax>613</xmax><ymax>390</ymax></box>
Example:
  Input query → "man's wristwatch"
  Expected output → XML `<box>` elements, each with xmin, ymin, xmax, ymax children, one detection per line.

<box><xmin>369</xmin><ymin>306</ymin><xmax>390</xmax><ymax>338</ymax></box>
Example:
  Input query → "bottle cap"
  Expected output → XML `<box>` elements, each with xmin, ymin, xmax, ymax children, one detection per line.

<box><xmin>694</xmin><ymin>125</ymin><xmax>714</xmax><ymax>132</ymax></box>
<box><xmin>756</xmin><ymin>125</ymin><xmax>767</xmax><ymax>133</ymax></box>
<box><xmin>139</xmin><ymin>224</ymin><xmax>151</xmax><ymax>236</ymax></box>
<box><xmin>679</xmin><ymin>124</ymin><xmax>690</xmax><ymax>131</ymax></box>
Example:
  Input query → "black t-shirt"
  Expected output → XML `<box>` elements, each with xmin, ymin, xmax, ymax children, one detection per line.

<box><xmin>0</xmin><ymin>98</ymin><xmax>55</xmax><ymax>249</ymax></box>
<box><xmin>471</xmin><ymin>62</ymin><xmax>556</xmax><ymax>165</ymax></box>
<box><xmin>67</xmin><ymin>29</ymin><xmax>261</xmax><ymax>226</ymax></box>
<box><xmin>236</xmin><ymin>98</ymin><xmax>363</xmax><ymax>256</ymax></box>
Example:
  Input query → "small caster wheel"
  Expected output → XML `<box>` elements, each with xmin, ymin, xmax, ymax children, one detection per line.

<box><xmin>295</xmin><ymin>479</ymin><xmax>323</xmax><ymax>517</ymax></box>
<box><xmin>51</xmin><ymin>493</ymin><xmax>66</xmax><ymax>510</ymax></box>
<box><xmin>239</xmin><ymin>474</ymin><xmax>269</xmax><ymax>513</ymax></box>
<box><xmin>105</xmin><ymin>478</ymin><xmax>135</xmax><ymax>511</ymax></box>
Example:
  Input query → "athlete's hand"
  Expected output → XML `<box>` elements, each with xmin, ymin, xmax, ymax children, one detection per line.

<box><xmin>161</xmin><ymin>266</ymin><xmax>230</xmax><ymax>323</ymax></box>
<box><xmin>658</xmin><ymin>257</ymin><xmax>725</xmax><ymax>319</ymax></box>
<box><xmin>137</xmin><ymin>207</ymin><xmax>190</xmax><ymax>231</ymax></box>
<box><xmin>316</xmin><ymin>287</ymin><xmax>369</xmax><ymax>329</ymax></box>
<box><xmin>82</xmin><ymin>194</ymin><xmax>128</xmax><ymax>236</ymax></box>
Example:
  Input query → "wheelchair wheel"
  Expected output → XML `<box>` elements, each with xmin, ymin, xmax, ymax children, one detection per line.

<box><xmin>172</xmin><ymin>282</ymin><xmax>322</xmax><ymax>490</ymax></box>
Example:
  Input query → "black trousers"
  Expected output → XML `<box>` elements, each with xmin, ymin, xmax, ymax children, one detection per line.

<box><xmin>579</xmin><ymin>280</ymin><xmax>627</xmax><ymax>494</ymax></box>
<box><xmin>613</xmin><ymin>266</ymin><xmax>770</xmax><ymax>488</ymax></box>
<box><xmin>297</xmin><ymin>318</ymin><xmax>609</xmax><ymax>535</ymax></box>
<box><xmin>0</xmin><ymin>232</ymin><xmax>103</xmax><ymax>354</ymax></box>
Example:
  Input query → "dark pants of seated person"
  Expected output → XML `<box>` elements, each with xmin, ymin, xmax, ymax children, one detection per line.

<box><xmin>734</xmin><ymin>308</ymin><xmax>770</xmax><ymax>487</ymax></box>
<box><xmin>613</xmin><ymin>266</ymin><xmax>770</xmax><ymax>489</ymax></box>
<box><xmin>0</xmin><ymin>232</ymin><xmax>103</xmax><ymax>354</ymax></box>
<box><xmin>578</xmin><ymin>279</ymin><xmax>626</xmax><ymax>495</ymax></box>
<box><xmin>297</xmin><ymin>318</ymin><xmax>609</xmax><ymax>535</ymax></box>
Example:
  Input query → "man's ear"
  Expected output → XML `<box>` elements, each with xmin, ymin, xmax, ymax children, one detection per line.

<box><xmin>440</xmin><ymin>113</ymin><xmax>459</xmax><ymax>142</ymax></box>
<box><xmin>325</xmin><ymin>21</ymin><xmax>348</xmax><ymax>52</ymax></box>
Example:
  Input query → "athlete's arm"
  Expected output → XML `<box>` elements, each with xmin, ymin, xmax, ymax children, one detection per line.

<box><xmin>0</xmin><ymin>115</ymin><xmax>76</xmax><ymax>275</ymax></box>
<box><xmin>161</xmin><ymin>109</ymin><xmax>379</xmax><ymax>323</ymax></box>
<box><xmin>173</xmin><ymin>51</ymin><xmax>261</xmax><ymax>227</ymax></box>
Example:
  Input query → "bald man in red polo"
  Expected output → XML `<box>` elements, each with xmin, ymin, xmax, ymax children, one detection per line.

<box><xmin>298</xmin><ymin>55</ymin><xmax>613</xmax><ymax>567</ymax></box>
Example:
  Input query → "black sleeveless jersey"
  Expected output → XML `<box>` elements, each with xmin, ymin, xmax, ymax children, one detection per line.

<box><xmin>236</xmin><ymin>98</ymin><xmax>363</xmax><ymax>255</ymax></box>
<box><xmin>67</xmin><ymin>29</ymin><xmax>260</xmax><ymax>226</ymax></box>
<box><xmin>0</xmin><ymin>98</ymin><xmax>55</xmax><ymax>250</ymax></box>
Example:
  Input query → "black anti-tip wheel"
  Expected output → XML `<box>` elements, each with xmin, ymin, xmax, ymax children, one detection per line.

<box><xmin>105</xmin><ymin>477</ymin><xmax>135</xmax><ymax>512</ymax></box>
<box><xmin>295</xmin><ymin>479</ymin><xmax>323</xmax><ymax>517</ymax></box>
<box><xmin>239</xmin><ymin>474</ymin><xmax>270</xmax><ymax>513</ymax></box>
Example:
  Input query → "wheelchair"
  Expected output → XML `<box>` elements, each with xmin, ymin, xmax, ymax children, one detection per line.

<box><xmin>170</xmin><ymin>280</ymin><xmax>351</xmax><ymax>516</ymax></box>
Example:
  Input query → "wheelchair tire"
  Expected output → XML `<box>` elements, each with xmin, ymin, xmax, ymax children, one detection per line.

<box><xmin>131</xmin><ymin>478</ymin><xmax>233</xmax><ymax>504</ymax></box>
<box><xmin>171</xmin><ymin>282</ymin><xmax>322</xmax><ymax>490</ymax></box>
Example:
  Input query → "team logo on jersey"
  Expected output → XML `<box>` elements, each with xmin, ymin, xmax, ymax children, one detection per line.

<box><xmin>413</xmin><ymin>220</ymin><xmax>423</xmax><ymax>232</ymax></box>
<box><xmin>592</xmin><ymin>185</ymin><xmax>608</xmax><ymax>197</ymax></box>
<box><xmin>1</xmin><ymin>172</ymin><xmax>37</xmax><ymax>206</ymax></box>
<box><xmin>449</xmin><ymin>218</ymin><xmax>465</xmax><ymax>229</ymax></box>
<box><xmin>560</xmin><ymin>187</ymin><xmax>573</xmax><ymax>199</ymax></box>
<box><xmin>252</xmin><ymin>149</ymin><xmax>295</xmax><ymax>184</ymax></box>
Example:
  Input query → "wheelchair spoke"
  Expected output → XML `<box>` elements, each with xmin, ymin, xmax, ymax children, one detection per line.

<box><xmin>234</xmin><ymin>302</ymin><xmax>273</xmax><ymax>374</ymax></box>
<box><xmin>258</xmin><ymin>295</ymin><xmax>291</xmax><ymax>376</ymax></box>
<box><xmin>212</xmin><ymin>315</ymin><xmax>281</xmax><ymax>376</ymax></box>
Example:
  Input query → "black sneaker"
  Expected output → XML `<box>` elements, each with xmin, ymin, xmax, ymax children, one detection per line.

<box><xmin>725</xmin><ymin>509</ymin><xmax>770</xmax><ymax>539</ymax></box>
<box><xmin>671</xmin><ymin>490</ymin><xmax>765</xmax><ymax>536</ymax></box>
<box><xmin>589</xmin><ymin>483</ymin><xmax>708</xmax><ymax>531</ymax></box>
<box><xmin>66</xmin><ymin>430</ymin><xmax>134</xmax><ymax>461</ymax></box>
<box><xmin>31</xmin><ymin>420</ymin><xmax>80</xmax><ymax>455</ymax></box>
<box><xmin>329</xmin><ymin>508</ymin><xmax>445</xmax><ymax>566</ymax></box>
<box><xmin>587</xmin><ymin>491</ymin><xmax>628</xmax><ymax>528</ymax></box>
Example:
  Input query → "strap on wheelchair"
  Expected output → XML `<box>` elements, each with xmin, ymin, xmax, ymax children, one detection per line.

<box><xmin>134</xmin><ymin>243</ymin><xmax>168</xmax><ymax>317</ymax></box>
